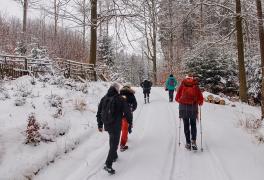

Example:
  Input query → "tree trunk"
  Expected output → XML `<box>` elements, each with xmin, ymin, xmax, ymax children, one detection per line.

<box><xmin>54</xmin><ymin>0</ymin><xmax>58</xmax><ymax>37</ymax></box>
<box><xmin>99</xmin><ymin>0</ymin><xmax>102</xmax><ymax>38</ymax></box>
<box><xmin>23</xmin><ymin>0</ymin><xmax>28</xmax><ymax>33</ymax></box>
<box><xmin>82</xmin><ymin>0</ymin><xmax>86</xmax><ymax>54</ymax></box>
<box><xmin>168</xmin><ymin>0</ymin><xmax>173</xmax><ymax>74</ymax></box>
<box><xmin>89</xmin><ymin>0</ymin><xmax>97</xmax><ymax>67</ymax></box>
<box><xmin>235</xmin><ymin>0</ymin><xmax>248</xmax><ymax>102</ymax></box>
<box><xmin>152</xmin><ymin>0</ymin><xmax>157</xmax><ymax>85</ymax></box>
<box><xmin>256</xmin><ymin>0</ymin><xmax>264</xmax><ymax>119</ymax></box>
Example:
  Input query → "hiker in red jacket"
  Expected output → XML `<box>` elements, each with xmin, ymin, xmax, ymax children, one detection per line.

<box><xmin>176</xmin><ymin>74</ymin><xmax>203</xmax><ymax>150</ymax></box>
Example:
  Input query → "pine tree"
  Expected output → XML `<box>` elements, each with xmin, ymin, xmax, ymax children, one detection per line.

<box><xmin>186</xmin><ymin>47</ymin><xmax>238</xmax><ymax>95</ymax></box>
<box><xmin>98</xmin><ymin>35</ymin><xmax>114</xmax><ymax>67</ymax></box>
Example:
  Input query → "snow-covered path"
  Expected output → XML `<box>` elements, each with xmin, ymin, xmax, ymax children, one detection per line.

<box><xmin>34</xmin><ymin>88</ymin><xmax>264</xmax><ymax>180</ymax></box>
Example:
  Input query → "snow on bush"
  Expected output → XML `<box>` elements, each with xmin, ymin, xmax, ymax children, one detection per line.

<box><xmin>46</xmin><ymin>94</ymin><xmax>63</xmax><ymax>118</ymax></box>
<box><xmin>46</xmin><ymin>94</ymin><xmax>63</xmax><ymax>108</ymax></box>
<box><xmin>39</xmin><ymin>120</ymin><xmax>70</xmax><ymax>142</ymax></box>
<box><xmin>38</xmin><ymin>74</ymin><xmax>52</xmax><ymax>83</ymax></box>
<box><xmin>14</xmin><ymin>97</ymin><xmax>26</xmax><ymax>106</ymax></box>
<box><xmin>53</xmin><ymin>107</ymin><xmax>63</xmax><ymax>118</ymax></box>
<box><xmin>237</xmin><ymin>112</ymin><xmax>262</xmax><ymax>133</ymax></box>
<box><xmin>25</xmin><ymin>113</ymin><xmax>41</xmax><ymax>145</ymax></box>
<box><xmin>14</xmin><ymin>80</ymin><xmax>33</xmax><ymax>97</ymax></box>
<box><xmin>0</xmin><ymin>82</ymin><xmax>10</xmax><ymax>100</ymax></box>
<box><xmin>75</xmin><ymin>82</ymin><xmax>89</xmax><ymax>94</ymax></box>
<box><xmin>48</xmin><ymin>76</ymin><xmax>66</xmax><ymax>87</ymax></box>
<box><xmin>255</xmin><ymin>132</ymin><xmax>264</xmax><ymax>144</ymax></box>
<box><xmin>74</xmin><ymin>98</ymin><xmax>87</xmax><ymax>112</ymax></box>
<box><xmin>25</xmin><ymin>113</ymin><xmax>71</xmax><ymax>145</ymax></box>
<box><xmin>30</xmin><ymin>77</ymin><xmax>37</xmax><ymax>85</ymax></box>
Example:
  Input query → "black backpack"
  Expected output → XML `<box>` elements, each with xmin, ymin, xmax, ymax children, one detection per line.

<box><xmin>101</xmin><ymin>95</ymin><xmax>116</xmax><ymax>125</ymax></box>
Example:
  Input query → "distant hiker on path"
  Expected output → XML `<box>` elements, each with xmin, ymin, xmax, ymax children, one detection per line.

<box><xmin>97</xmin><ymin>83</ymin><xmax>132</xmax><ymax>174</ymax></box>
<box><xmin>175</xmin><ymin>74</ymin><xmax>203</xmax><ymax>150</ymax></box>
<box><xmin>165</xmin><ymin>74</ymin><xmax>178</xmax><ymax>102</ymax></box>
<box><xmin>140</xmin><ymin>79</ymin><xmax>152</xmax><ymax>103</ymax></box>
<box><xmin>119</xmin><ymin>85</ymin><xmax>137</xmax><ymax>151</ymax></box>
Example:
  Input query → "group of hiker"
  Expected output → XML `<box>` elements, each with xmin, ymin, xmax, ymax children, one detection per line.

<box><xmin>96</xmin><ymin>73</ymin><xmax>204</xmax><ymax>174</ymax></box>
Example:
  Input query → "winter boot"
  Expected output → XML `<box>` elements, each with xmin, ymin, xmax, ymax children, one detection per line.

<box><xmin>104</xmin><ymin>165</ymin><xmax>115</xmax><ymax>174</ymax></box>
<box><xmin>120</xmin><ymin>145</ymin><xmax>128</xmax><ymax>152</ymax></box>
<box><xmin>147</xmin><ymin>97</ymin><xmax>150</xmax><ymax>103</ymax></box>
<box><xmin>185</xmin><ymin>143</ymin><xmax>191</xmax><ymax>150</ymax></box>
<box><xmin>191</xmin><ymin>140</ymin><xmax>198</xmax><ymax>151</ymax></box>
<box><xmin>144</xmin><ymin>98</ymin><xmax>146</xmax><ymax>104</ymax></box>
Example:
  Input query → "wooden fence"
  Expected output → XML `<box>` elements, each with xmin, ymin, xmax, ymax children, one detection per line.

<box><xmin>0</xmin><ymin>54</ymin><xmax>97</xmax><ymax>81</ymax></box>
<box><xmin>54</xmin><ymin>58</ymin><xmax>97</xmax><ymax>81</ymax></box>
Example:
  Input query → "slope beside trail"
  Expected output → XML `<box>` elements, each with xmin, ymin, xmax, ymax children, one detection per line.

<box><xmin>35</xmin><ymin>87</ymin><xmax>264</xmax><ymax>180</ymax></box>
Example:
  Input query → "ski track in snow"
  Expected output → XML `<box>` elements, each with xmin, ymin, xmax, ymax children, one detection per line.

<box><xmin>33</xmin><ymin>87</ymin><xmax>264</xmax><ymax>180</ymax></box>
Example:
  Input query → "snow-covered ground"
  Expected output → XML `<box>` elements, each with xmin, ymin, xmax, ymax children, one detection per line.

<box><xmin>0</xmin><ymin>77</ymin><xmax>264</xmax><ymax>180</ymax></box>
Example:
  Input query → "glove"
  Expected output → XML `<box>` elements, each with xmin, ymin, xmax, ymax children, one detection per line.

<box><xmin>98</xmin><ymin>128</ymin><xmax>103</xmax><ymax>132</ymax></box>
<box><xmin>128</xmin><ymin>124</ymin><xmax>132</xmax><ymax>134</ymax></box>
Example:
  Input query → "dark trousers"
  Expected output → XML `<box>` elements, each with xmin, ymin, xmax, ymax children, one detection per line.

<box><xmin>183</xmin><ymin>118</ymin><xmax>197</xmax><ymax>144</ymax></box>
<box><xmin>144</xmin><ymin>93</ymin><xmax>149</xmax><ymax>99</ymax></box>
<box><xmin>169</xmin><ymin>90</ymin><xmax>174</xmax><ymax>101</ymax></box>
<box><xmin>105</xmin><ymin>130</ymin><xmax>121</xmax><ymax>167</ymax></box>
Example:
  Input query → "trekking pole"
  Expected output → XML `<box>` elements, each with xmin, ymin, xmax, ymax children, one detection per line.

<box><xmin>199</xmin><ymin>106</ymin><xmax>204</xmax><ymax>152</ymax></box>
<box><xmin>178</xmin><ymin>118</ymin><xmax>182</xmax><ymax>147</ymax></box>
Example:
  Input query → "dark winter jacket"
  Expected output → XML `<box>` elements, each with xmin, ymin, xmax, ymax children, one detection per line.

<box><xmin>140</xmin><ymin>80</ymin><xmax>152</xmax><ymax>94</ymax></box>
<box><xmin>97</xmin><ymin>86</ymin><xmax>132</xmax><ymax>132</ymax></box>
<box><xmin>120</xmin><ymin>86</ymin><xmax>137</xmax><ymax>112</ymax></box>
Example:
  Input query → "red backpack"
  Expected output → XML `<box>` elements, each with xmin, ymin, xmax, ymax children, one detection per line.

<box><xmin>180</xmin><ymin>78</ymin><xmax>198</xmax><ymax>104</ymax></box>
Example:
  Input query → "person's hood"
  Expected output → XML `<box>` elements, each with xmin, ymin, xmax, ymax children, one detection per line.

<box><xmin>106</xmin><ymin>86</ymin><xmax>119</xmax><ymax>97</ymax></box>
<box><xmin>120</xmin><ymin>86</ymin><xmax>135</xmax><ymax>94</ymax></box>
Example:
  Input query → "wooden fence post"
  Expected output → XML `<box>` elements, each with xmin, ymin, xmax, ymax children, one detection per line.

<box><xmin>24</xmin><ymin>58</ymin><xmax>28</xmax><ymax>75</ymax></box>
<box><xmin>93</xmin><ymin>65</ymin><xmax>97</xmax><ymax>81</ymax></box>
<box><xmin>68</xmin><ymin>61</ymin><xmax>71</xmax><ymax>78</ymax></box>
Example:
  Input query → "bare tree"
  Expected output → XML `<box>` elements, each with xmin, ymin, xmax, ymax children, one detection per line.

<box><xmin>14</xmin><ymin>0</ymin><xmax>40</xmax><ymax>33</ymax></box>
<box><xmin>54</xmin><ymin>0</ymin><xmax>58</xmax><ymax>37</ymax></box>
<box><xmin>139</xmin><ymin>0</ymin><xmax>159</xmax><ymax>85</ymax></box>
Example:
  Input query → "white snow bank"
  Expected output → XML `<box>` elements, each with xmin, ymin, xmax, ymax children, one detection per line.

<box><xmin>0</xmin><ymin>76</ymin><xmax>110</xmax><ymax>179</ymax></box>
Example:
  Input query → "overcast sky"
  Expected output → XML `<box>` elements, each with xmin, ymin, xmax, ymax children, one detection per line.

<box><xmin>0</xmin><ymin>0</ymin><xmax>41</xmax><ymax>19</ymax></box>
<box><xmin>0</xmin><ymin>0</ymin><xmax>22</xmax><ymax>18</ymax></box>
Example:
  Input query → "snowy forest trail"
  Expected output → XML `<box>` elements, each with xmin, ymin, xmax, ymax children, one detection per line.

<box><xmin>34</xmin><ymin>88</ymin><xmax>264</xmax><ymax>180</ymax></box>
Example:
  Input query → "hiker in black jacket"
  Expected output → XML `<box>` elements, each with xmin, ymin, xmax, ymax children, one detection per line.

<box><xmin>97</xmin><ymin>83</ymin><xmax>132</xmax><ymax>174</ymax></box>
<box><xmin>140</xmin><ymin>79</ymin><xmax>152</xmax><ymax>103</ymax></box>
